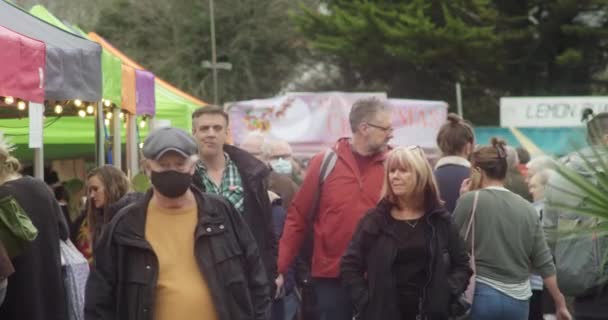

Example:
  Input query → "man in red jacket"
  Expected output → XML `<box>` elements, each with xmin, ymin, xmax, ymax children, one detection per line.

<box><xmin>277</xmin><ymin>97</ymin><xmax>393</xmax><ymax>320</ymax></box>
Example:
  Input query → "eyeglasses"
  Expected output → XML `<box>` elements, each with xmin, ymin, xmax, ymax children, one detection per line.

<box><xmin>366</xmin><ymin>122</ymin><xmax>393</xmax><ymax>132</ymax></box>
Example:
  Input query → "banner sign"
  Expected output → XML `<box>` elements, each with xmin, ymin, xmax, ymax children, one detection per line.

<box><xmin>228</xmin><ymin>92</ymin><xmax>447</xmax><ymax>157</ymax></box>
<box><xmin>500</xmin><ymin>97</ymin><xmax>608</xmax><ymax>127</ymax></box>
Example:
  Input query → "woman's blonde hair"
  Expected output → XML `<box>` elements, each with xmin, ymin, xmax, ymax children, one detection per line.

<box><xmin>382</xmin><ymin>146</ymin><xmax>443</xmax><ymax>210</ymax></box>
<box><xmin>0</xmin><ymin>136</ymin><xmax>21</xmax><ymax>183</ymax></box>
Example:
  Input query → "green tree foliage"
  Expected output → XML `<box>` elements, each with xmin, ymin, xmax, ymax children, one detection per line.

<box><xmin>295</xmin><ymin>0</ymin><xmax>608</xmax><ymax>124</ymax></box>
<box><xmin>93</xmin><ymin>0</ymin><xmax>312</xmax><ymax>104</ymax></box>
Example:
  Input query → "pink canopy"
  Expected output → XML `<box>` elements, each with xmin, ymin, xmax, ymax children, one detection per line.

<box><xmin>0</xmin><ymin>25</ymin><xmax>45</xmax><ymax>103</ymax></box>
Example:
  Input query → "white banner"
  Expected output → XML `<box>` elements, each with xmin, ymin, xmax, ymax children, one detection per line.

<box><xmin>228</xmin><ymin>92</ymin><xmax>447</xmax><ymax>157</ymax></box>
<box><xmin>500</xmin><ymin>97</ymin><xmax>608</xmax><ymax>127</ymax></box>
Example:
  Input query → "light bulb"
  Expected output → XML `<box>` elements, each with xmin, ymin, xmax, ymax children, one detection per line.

<box><xmin>78</xmin><ymin>110</ymin><xmax>87</xmax><ymax>118</ymax></box>
<box><xmin>17</xmin><ymin>101</ymin><xmax>26</xmax><ymax>110</ymax></box>
<box><xmin>104</xmin><ymin>119</ymin><xmax>110</xmax><ymax>126</ymax></box>
<box><xmin>54</xmin><ymin>104</ymin><xmax>63</xmax><ymax>114</ymax></box>
<box><xmin>103</xmin><ymin>99</ymin><xmax>111</xmax><ymax>107</ymax></box>
<box><xmin>139</xmin><ymin>119</ymin><xmax>146</xmax><ymax>128</ymax></box>
<box><xmin>86</xmin><ymin>105</ymin><xmax>95</xmax><ymax>114</ymax></box>
<box><xmin>139</xmin><ymin>142</ymin><xmax>144</xmax><ymax>149</ymax></box>
<box><xmin>119</xmin><ymin>112</ymin><xmax>124</xmax><ymax>119</ymax></box>
<box><xmin>4</xmin><ymin>96</ymin><xmax>14</xmax><ymax>104</ymax></box>
<box><xmin>106</xmin><ymin>112</ymin><xmax>113</xmax><ymax>119</ymax></box>
<box><xmin>74</xmin><ymin>99</ymin><xmax>83</xmax><ymax>107</ymax></box>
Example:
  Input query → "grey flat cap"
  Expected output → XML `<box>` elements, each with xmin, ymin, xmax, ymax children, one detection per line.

<box><xmin>142</xmin><ymin>127</ymin><xmax>198</xmax><ymax>160</ymax></box>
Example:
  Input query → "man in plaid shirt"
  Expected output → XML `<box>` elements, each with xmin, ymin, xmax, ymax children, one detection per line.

<box><xmin>191</xmin><ymin>106</ymin><xmax>277</xmax><ymax>294</ymax></box>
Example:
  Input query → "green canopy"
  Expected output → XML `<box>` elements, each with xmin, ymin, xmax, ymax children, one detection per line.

<box><xmin>0</xmin><ymin>5</ymin><xmax>203</xmax><ymax>162</ymax></box>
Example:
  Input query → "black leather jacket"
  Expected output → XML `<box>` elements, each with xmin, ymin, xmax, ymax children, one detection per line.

<box><xmin>341</xmin><ymin>200</ymin><xmax>472</xmax><ymax>320</ymax></box>
<box><xmin>193</xmin><ymin>144</ymin><xmax>277</xmax><ymax>290</ymax></box>
<box><xmin>84</xmin><ymin>188</ymin><xmax>272</xmax><ymax>320</ymax></box>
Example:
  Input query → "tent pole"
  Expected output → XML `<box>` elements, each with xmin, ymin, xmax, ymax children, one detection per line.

<box><xmin>96</xmin><ymin>101</ymin><xmax>105</xmax><ymax>166</ymax></box>
<box><xmin>30</xmin><ymin>102</ymin><xmax>44</xmax><ymax>180</ymax></box>
<box><xmin>126</xmin><ymin>114</ymin><xmax>139</xmax><ymax>177</ymax></box>
<box><xmin>34</xmin><ymin>145</ymin><xmax>44</xmax><ymax>180</ymax></box>
<box><xmin>112</xmin><ymin>107</ymin><xmax>122</xmax><ymax>170</ymax></box>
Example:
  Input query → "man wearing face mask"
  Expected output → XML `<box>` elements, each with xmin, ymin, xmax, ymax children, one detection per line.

<box><xmin>85</xmin><ymin>127</ymin><xmax>271</xmax><ymax>320</ymax></box>
<box><xmin>240</xmin><ymin>133</ymin><xmax>299</xmax><ymax>211</ymax></box>
<box><xmin>267</xmin><ymin>139</ymin><xmax>303</xmax><ymax>185</ymax></box>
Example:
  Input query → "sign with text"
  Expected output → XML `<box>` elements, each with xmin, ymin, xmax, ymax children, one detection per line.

<box><xmin>500</xmin><ymin>97</ymin><xmax>608</xmax><ymax>127</ymax></box>
<box><xmin>228</xmin><ymin>92</ymin><xmax>447</xmax><ymax>157</ymax></box>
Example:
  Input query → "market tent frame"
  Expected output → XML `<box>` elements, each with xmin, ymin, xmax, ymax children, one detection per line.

<box><xmin>0</xmin><ymin>0</ymin><xmax>103</xmax><ymax>179</ymax></box>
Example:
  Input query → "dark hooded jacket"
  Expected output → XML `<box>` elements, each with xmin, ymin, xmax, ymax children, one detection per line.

<box><xmin>0</xmin><ymin>176</ymin><xmax>68</xmax><ymax>320</ymax></box>
<box><xmin>341</xmin><ymin>200</ymin><xmax>472</xmax><ymax>320</ymax></box>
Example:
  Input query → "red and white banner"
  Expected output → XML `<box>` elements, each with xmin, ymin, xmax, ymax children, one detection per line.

<box><xmin>228</xmin><ymin>92</ymin><xmax>447</xmax><ymax>157</ymax></box>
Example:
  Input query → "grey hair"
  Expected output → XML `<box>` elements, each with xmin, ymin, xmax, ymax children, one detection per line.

<box><xmin>526</xmin><ymin>155</ymin><xmax>558</xmax><ymax>177</ymax></box>
<box><xmin>505</xmin><ymin>146</ymin><xmax>519</xmax><ymax>169</ymax></box>
<box><xmin>349</xmin><ymin>97</ymin><xmax>391</xmax><ymax>133</ymax></box>
<box><xmin>530</xmin><ymin>168</ymin><xmax>554</xmax><ymax>187</ymax></box>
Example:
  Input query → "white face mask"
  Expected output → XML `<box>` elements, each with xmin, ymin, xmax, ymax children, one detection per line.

<box><xmin>270</xmin><ymin>158</ymin><xmax>293</xmax><ymax>176</ymax></box>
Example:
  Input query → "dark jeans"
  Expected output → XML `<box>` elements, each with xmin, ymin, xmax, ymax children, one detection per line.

<box><xmin>528</xmin><ymin>290</ymin><xmax>543</xmax><ymax>320</ymax></box>
<box><xmin>314</xmin><ymin>278</ymin><xmax>353</xmax><ymax>320</ymax></box>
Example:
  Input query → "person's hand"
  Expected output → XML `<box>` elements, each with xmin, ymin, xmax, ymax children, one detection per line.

<box><xmin>555</xmin><ymin>306</ymin><xmax>571</xmax><ymax>320</ymax></box>
<box><xmin>460</xmin><ymin>178</ymin><xmax>472</xmax><ymax>195</ymax></box>
<box><xmin>274</xmin><ymin>274</ymin><xmax>285</xmax><ymax>299</ymax></box>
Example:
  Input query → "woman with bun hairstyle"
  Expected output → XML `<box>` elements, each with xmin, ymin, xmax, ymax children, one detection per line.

<box><xmin>341</xmin><ymin>146</ymin><xmax>472</xmax><ymax>320</ymax></box>
<box><xmin>434</xmin><ymin>113</ymin><xmax>475</xmax><ymax>213</ymax></box>
<box><xmin>453</xmin><ymin>138</ymin><xmax>571</xmax><ymax>320</ymax></box>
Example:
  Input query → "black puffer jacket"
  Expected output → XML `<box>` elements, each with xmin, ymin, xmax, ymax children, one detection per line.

<box><xmin>84</xmin><ymin>188</ymin><xmax>271</xmax><ymax>320</ymax></box>
<box><xmin>341</xmin><ymin>200</ymin><xmax>472</xmax><ymax>320</ymax></box>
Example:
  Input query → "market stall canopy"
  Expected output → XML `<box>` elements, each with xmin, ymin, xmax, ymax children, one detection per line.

<box><xmin>135</xmin><ymin>70</ymin><xmax>155</xmax><ymax>116</ymax></box>
<box><xmin>0</xmin><ymin>25</ymin><xmax>45</xmax><ymax>103</ymax></box>
<box><xmin>88</xmin><ymin>32</ymin><xmax>205</xmax><ymax>130</ymax></box>
<box><xmin>0</xmin><ymin>0</ymin><xmax>102</xmax><ymax>101</ymax></box>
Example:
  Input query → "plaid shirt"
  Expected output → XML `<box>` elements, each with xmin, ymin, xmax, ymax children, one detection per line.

<box><xmin>196</xmin><ymin>153</ymin><xmax>245</xmax><ymax>214</ymax></box>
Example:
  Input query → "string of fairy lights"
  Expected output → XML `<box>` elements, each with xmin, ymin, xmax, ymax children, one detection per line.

<box><xmin>1</xmin><ymin>95</ymin><xmax>149</xmax><ymax>147</ymax></box>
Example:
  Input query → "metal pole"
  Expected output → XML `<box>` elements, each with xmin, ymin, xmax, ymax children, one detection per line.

<box><xmin>96</xmin><ymin>101</ymin><xmax>105</xmax><ymax>166</ymax></box>
<box><xmin>112</xmin><ymin>107</ymin><xmax>122</xmax><ymax>170</ymax></box>
<box><xmin>456</xmin><ymin>82</ymin><xmax>463</xmax><ymax>118</ymax></box>
<box><xmin>209</xmin><ymin>0</ymin><xmax>218</xmax><ymax>105</ymax></box>
<box><xmin>29</xmin><ymin>102</ymin><xmax>44</xmax><ymax>180</ymax></box>
<box><xmin>126</xmin><ymin>114</ymin><xmax>139</xmax><ymax>177</ymax></box>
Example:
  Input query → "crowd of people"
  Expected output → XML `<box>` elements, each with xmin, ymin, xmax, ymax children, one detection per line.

<box><xmin>0</xmin><ymin>97</ymin><xmax>607</xmax><ymax>320</ymax></box>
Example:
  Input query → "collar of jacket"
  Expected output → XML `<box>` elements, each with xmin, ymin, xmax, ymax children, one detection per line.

<box><xmin>363</xmin><ymin>199</ymin><xmax>448</xmax><ymax>238</ymax></box>
<box><xmin>223</xmin><ymin>144</ymin><xmax>270</xmax><ymax>182</ymax></box>
<box><xmin>333</xmin><ymin>137</ymin><xmax>391</xmax><ymax>174</ymax></box>
<box><xmin>113</xmin><ymin>187</ymin><xmax>228</xmax><ymax>247</ymax></box>
<box><xmin>434</xmin><ymin>156</ymin><xmax>471</xmax><ymax>170</ymax></box>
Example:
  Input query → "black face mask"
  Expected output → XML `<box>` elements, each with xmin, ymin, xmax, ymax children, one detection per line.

<box><xmin>150</xmin><ymin>170</ymin><xmax>193</xmax><ymax>198</ymax></box>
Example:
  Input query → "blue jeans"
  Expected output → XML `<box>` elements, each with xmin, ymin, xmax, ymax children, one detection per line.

<box><xmin>314</xmin><ymin>278</ymin><xmax>353</xmax><ymax>320</ymax></box>
<box><xmin>283</xmin><ymin>291</ymin><xmax>299</xmax><ymax>320</ymax></box>
<box><xmin>471</xmin><ymin>282</ymin><xmax>529</xmax><ymax>320</ymax></box>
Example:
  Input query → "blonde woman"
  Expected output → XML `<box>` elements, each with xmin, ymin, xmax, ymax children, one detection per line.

<box><xmin>0</xmin><ymin>137</ymin><xmax>68</xmax><ymax>320</ymax></box>
<box><xmin>341</xmin><ymin>146</ymin><xmax>472</xmax><ymax>320</ymax></box>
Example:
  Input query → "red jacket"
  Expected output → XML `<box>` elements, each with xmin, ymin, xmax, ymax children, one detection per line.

<box><xmin>278</xmin><ymin>138</ymin><xmax>388</xmax><ymax>278</ymax></box>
